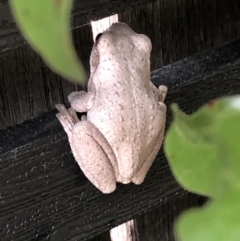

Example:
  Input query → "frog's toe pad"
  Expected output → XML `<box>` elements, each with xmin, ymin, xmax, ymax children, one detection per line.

<box><xmin>158</xmin><ymin>85</ymin><xmax>168</xmax><ymax>102</ymax></box>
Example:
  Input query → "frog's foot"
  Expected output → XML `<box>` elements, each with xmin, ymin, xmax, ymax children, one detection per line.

<box><xmin>55</xmin><ymin>104</ymin><xmax>80</xmax><ymax>136</ymax></box>
<box><xmin>158</xmin><ymin>85</ymin><xmax>168</xmax><ymax>102</ymax></box>
<box><xmin>117</xmin><ymin>176</ymin><xmax>131</xmax><ymax>184</ymax></box>
<box><xmin>150</xmin><ymin>82</ymin><xmax>168</xmax><ymax>102</ymax></box>
<box><xmin>131</xmin><ymin>128</ymin><xmax>165</xmax><ymax>185</ymax></box>
<box><xmin>71</xmin><ymin>121</ymin><xmax>120</xmax><ymax>194</ymax></box>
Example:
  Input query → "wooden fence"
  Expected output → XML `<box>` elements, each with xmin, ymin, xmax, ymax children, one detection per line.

<box><xmin>1</xmin><ymin>0</ymin><xmax>240</xmax><ymax>240</ymax></box>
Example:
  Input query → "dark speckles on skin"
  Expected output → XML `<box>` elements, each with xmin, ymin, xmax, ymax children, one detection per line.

<box><xmin>116</xmin><ymin>82</ymin><xmax>121</xmax><ymax>88</ymax></box>
<box><xmin>114</xmin><ymin>92</ymin><xmax>120</xmax><ymax>97</ymax></box>
<box><xmin>118</xmin><ymin>104</ymin><xmax>124</xmax><ymax>109</ymax></box>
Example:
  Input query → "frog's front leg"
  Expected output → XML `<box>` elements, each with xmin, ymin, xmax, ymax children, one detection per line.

<box><xmin>68</xmin><ymin>91</ymin><xmax>95</xmax><ymax>112</ymax></box>
<box><xmin>55</xmin><ymin>104</ymin><xmax>119</xmax><ymax>194</ymax></box>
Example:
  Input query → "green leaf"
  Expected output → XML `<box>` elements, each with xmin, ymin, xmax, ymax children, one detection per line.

<box><xmin>164</xmin><ymin>95</ymin><xmax>240</xmax><ymax>199</ymax></box>
<box><xmin>10</xmin><ymin>0</ymin><xmax>86</xmax><ymax>83</ymax></box>
<box><xmin>165</xmin><ymin>95</ymin><xmax>240</xmax><ymax>241</ymax></box>
<box><xmin>175</xmin><ymin>192</ymin><xmax>240</xmax><ymax>241</ymax></box>
<box><xmin>214</xmin><ymin>112</ymin><xmax>240</xmax><ymax>191</ymax></box>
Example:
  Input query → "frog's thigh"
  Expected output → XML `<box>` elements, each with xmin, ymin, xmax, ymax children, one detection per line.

<box><xmin>71</xmin><ymin>121</ymin><xmax>118</xmax><ymax>194</ymax></box>
<box><xmin>131</xmin><ymin>127</ymin><xmax>165</xmax><ymax>185</ymax></box>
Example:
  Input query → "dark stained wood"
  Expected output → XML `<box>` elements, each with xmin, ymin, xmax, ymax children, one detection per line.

<box><xmin>119</xmin><ymin>1</ymin><xmax>240</xmax><ymax>237</ymax></box>
<box><xmin>0</xmin><ymin>24</ymin><xmax>93</xmax><ymax>129</ymax></box>
<box><xmin>1</xmin><ymin>0</ymin><xmax>240</xmax><ymax>240</ymax></box>
<box><xmin>1</xmin><ymin>38</ymin><xmax>240</xmax><ymax>241</ymax></box>
<box><xmin>119</xmin><ymin>0</ymin><xmax>240</xmax><ymax>70</ymax></box>
<box><xmin>1</xmin><ymin>0</ymin><xmax>240</xmax><ymax>131</ymax></box>
<box><xmin>90</xmin><ymin>232</ymin><xmax>111</xmax><ymax>241</ymax></box>
<box><xmin>0</xmin><ymin>0</ymin><xmax>156</xmax><ymax>52</ymax></box>
<box><xmin>135</xmin><ymin>194</ymin><xmax>206</xmax><ymax>241</ymax></box>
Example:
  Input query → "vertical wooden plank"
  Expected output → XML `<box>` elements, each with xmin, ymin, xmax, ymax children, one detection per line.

<box><xmin>110</xmin><ymin>220</ymin><xmax>139</xmax><ymax>241</ymax></box>
<box><xmin>0</xmin><ymin>24</ymin><xmax>93</xmax><ymax>129</ymax></box>
<box><xmin>91</xmin><ymin>15</ymin><xmax>119</xmax><ymax>41</ymax></box>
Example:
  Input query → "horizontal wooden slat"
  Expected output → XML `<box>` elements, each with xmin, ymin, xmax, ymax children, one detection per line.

<box><xmin>1</xmin><ymin>38</ymin><xmax>240</xmax><ymax>241</ymax></box>
<box><xmin>0</xmin><ymin>0</ymin><xmax>154</xmax><ymax>52</ymax></box>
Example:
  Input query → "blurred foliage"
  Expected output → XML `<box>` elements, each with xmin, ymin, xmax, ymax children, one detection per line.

<box><xmin>165</xmin><ymin>95</ymin><xmax>240</xmax><ymax>241</ymax></box>
<box><xmin>10</xmin><ymin>0</ymin><xmax>86</xmax><ymax>84</ymax></box>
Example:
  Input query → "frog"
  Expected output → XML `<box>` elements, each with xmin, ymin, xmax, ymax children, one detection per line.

<box><xmin>55</xmin><ymin>22</ymin><xmax>168</xmax><ymax>194</ymax></box>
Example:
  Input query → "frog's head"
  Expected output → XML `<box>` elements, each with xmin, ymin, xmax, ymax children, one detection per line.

<box><xmin>89</xmin><ymin>22</ymin><xmax>152</xmax><ymax>83</ymax></box>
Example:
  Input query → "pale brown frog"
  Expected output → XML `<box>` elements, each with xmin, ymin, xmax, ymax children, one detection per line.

<box><xmin>56</xmin><ymin>22</ymin><xmax>168</xmax><ymax>194</ymax></box>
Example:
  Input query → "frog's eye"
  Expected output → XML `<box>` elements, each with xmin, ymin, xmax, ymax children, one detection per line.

<box><xmin>95</xmin><ymin>33</ymin><xmax>103</xmax><ymax>43</ymax></box>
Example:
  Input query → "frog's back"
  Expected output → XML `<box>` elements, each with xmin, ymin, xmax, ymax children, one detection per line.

<box><xmin>86</xmin><ymin>21</ymin><xmax>165</xmax><ymax>179</ymax></box>
<box><xmin>87</xmin><ymin>84</ymin><xmax>165</xmax><ymax>179</ymax></box>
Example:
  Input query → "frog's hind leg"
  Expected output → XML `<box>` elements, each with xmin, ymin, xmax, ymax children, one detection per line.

<box><xmin>71</xmin><ymin>121</ymin><xmax>119</xmax><ymax>194</ymax></box>
<box><xmin>150</xmin><ymin>82</ymin><xmax>168</xmax><ymax>102</ymax></box>
<box><xmin>56</xmin><ymin>104</ymin><xmax>118</xmax><ymax>194</ymax></box>
<box><xmin>131</xmin><ymin>128</ymin><xmax>165</xmax><ymax>185</ymax></box>
<box><xmin>55</xmin><ymin>104</ymin><xmax>80</xmax><ymax>136</ymax></box>
<box><xmin>158</xmin><ymin>85</ymin><xmax>168</xmax><ymax>102</ymax></box>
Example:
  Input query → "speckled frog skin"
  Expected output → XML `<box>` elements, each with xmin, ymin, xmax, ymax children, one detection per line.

<box><xmin>56</xmin><ymin>22</ymin><xmax>168</xmax><ymax>194</ymax></box>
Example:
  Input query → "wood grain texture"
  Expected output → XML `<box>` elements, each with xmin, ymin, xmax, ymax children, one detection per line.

<box><xmin>1</xmin><ymin>0</ymin><xmax>240</xmax><ymax>240</ymax></box>
<box><xmin>0</xmin><ymin>0</ymin><xmax>155</xmax><ymax>52</ymax></box>
<box><xmin>0</xmin><ymin>24</ymin><xmax>93</xmax><ymax>129</ymax></box>
<box><xmin>1</xmin><ymin>0</ymin><xmax>239</xmax><ymax>131</ymax></box>
<box><xmin>1</xmin><ymin>38</ymin><xmax>240</xmax><ymax>241</ymax></box>
<box><xmin>119</xmin><ymin>0</ymin><xmax>240</xmax><ymax>70</ymax></box>
<box><xmin>117</xmin><ymin>1</ymin><xmax>240</xmax><ymax>239</ymax></box>
<box><xmin>135</xmin><ymin>194</ymin><xmax>206</xmax><ymax>241</ymax></box>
